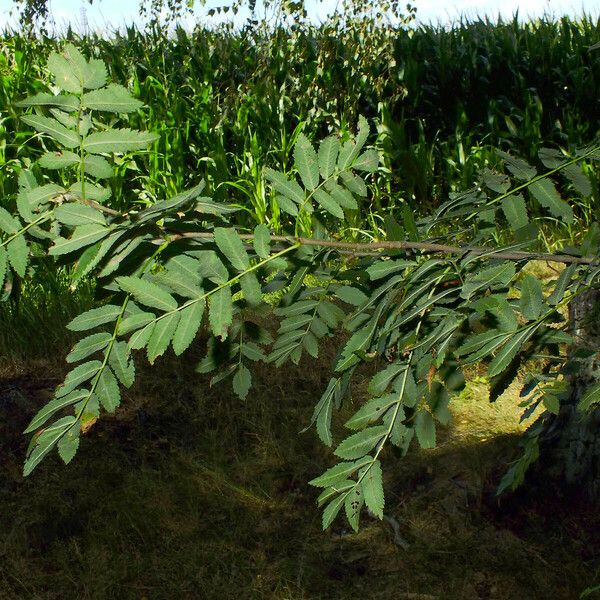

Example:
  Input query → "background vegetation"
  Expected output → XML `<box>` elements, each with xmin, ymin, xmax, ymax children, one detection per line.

<box><xmin>2</xmin><ymin>15</ymin><xmax>600</xmax><ymax>220</ymax></box>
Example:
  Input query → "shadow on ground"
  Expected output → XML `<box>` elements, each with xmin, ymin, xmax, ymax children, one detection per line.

<box><xmin>1</xmin><ymin>345</ymin><xmax>598</xmax><ymax>600</ymax></box>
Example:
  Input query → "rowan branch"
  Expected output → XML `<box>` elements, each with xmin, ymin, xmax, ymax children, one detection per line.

<box><xmin>161</xmin><ymin>231</ymin><xmax>597</xmax><ymax>265</ymax></box>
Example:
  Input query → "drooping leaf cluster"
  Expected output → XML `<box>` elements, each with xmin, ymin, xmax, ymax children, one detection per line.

<box><xmin>9</xmin><ymin>45</ymin><xmax>600</xmax><ymax>532</ymax></box>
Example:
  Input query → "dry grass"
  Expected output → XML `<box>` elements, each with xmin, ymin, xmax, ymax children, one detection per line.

<box><xmin>0</xmin><ymin>341</ymin><xmax>598</xmax><ymax>600</ymax></box>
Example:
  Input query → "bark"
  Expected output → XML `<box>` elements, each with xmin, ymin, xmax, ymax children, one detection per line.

<box><xmin>542</xmin><ymin>288</ymin><xmax>600</xmax><ymax>501</ymax></box>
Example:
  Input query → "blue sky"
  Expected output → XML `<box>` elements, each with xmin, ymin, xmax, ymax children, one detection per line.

<box><xmin>0</xmin><ymin>0</ymin><xmax>598</xmax><ymax>31</ymax></box>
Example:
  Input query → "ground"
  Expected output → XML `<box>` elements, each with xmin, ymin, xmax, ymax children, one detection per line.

<box><xmin>1</xmin><ymin>339</ymin><xmax>599</xmax><ymax>600</ymax></box>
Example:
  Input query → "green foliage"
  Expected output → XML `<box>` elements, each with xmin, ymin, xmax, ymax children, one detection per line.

<box><xmin>6</xmin><ymin>44</ymin><xmax>600</xmax><ymax>536</ymax></box>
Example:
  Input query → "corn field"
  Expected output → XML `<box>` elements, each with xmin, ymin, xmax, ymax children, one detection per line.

<box><xmin>1</xmin><ymin>15</ymin><xmax>599</xmax><ymax>228</ymax></box>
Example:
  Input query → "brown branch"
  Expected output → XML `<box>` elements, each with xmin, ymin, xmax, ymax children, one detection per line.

<box><xmin>163</xmin><ymin>231</ymin><xmax>597</xmax><ymax>265</ymax></box>
<box><xmin>82</xmin><ymin>199</ymin><xmax>121</xmax><ymax>217</ymax></box>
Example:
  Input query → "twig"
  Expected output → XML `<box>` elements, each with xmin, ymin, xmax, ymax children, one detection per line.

<box><xmin>163</xmin><ymin>231</ymin><xmax>597</xmax><ymax>266</ymax></box>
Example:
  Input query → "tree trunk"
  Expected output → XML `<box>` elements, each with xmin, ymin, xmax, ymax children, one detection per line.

<box><xmin>541</xmin><ymin>288</ymin><xmax>600</xmax><ymax>500</ymax></box>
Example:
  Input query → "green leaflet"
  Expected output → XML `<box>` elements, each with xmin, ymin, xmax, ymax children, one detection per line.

<box><xmin>335</xmin><ymin>285</ymin><xmax>368</xmax><ymax>306</ymax></box>
<box><xmin>50</xmin><ymin>224</ymin><xmax>110</xmax><ymax>256</ymax></box>
<box><xmin>118</xmin><ymin>311</ymin><xmax>155</xmax><ymax>336</ymax></box>
<box><xmin>548</xmin><ymin>264</ymin><xmax>576</xmax><ymax>306</ymax></box>
<box><xmin>578</xmin><ymin>383</ymin><xmax>600</xmax><ymax>412</ymax></box>
<box><xmin>214</xmin><ymin>227</ymin><xmax>249</xmax><ymax>271</ymax></box>
<box><xmin>542</xmin><ymin>393</ymin><xmax>560</xmax><ymax>415</ymax></box>
<box><xmin>133</xmin><ymin>182</ymin><xmax>206</xmax><ymax>223</ymax></box>
<box><xmin>7</xmin><ymin>234</ymin><xmax>28</xmax><ymax>277</ymax></box>
<box><xmin>209</xmin><ymin>286</ymin><xmax>233</xmax><ymax>340</ymax></box>
<box><xmin>195</xmin><ymin>251</ymin><xmax>229</xmax><ymax>284</ymax></box>
<box><xmin>308</xmin><ymin>318</ymin><xmax>331</xmax><ymax>337</ymax></box>
<box><xmin>322</xmin><ymin>492</ymin><xmax>348</xmax><ymax>530</ymax></box>
<box><xmin>318</xmin><ymin>135</ymin><xmax>340</xmax><ymax>179</ymax></box>
<box><xmin>72</xmin><ymin>231</ymin><xmax>124</xmax><ymax>283</ymax></box>
<box><xmin>67</xmin><ymin>304</ymin><xmax>122</xmax><ymax>331</ymax></box>
<box><xmin>83</xmin><ymin>84</ymin><xmax>143</xmax><ymax>113</ymax></box>
<box><xmin>264</xmin><ymin>168</ymin><xmax>305</xmax><ymax>204</ymax></box>
<box><xmin>165</xmin><ymin>255</ymin><xmax>203</xmax><ymax>285</ymax></box>
<box><xmin>368</xmin><ymin>363</ymin><xmax>406</xmax><ymax>396</ymax></box>
<box><xmin>24</xmin><ymin>389</ymin><xmax>88</xmax><ymax>434</ymax></box>
<box><xmin>23</xmin><ymin>416</ymin><xmax>77</xmax><ymax>476</ymax></box>
<box><xmin>83</xmin><ymin>129</ymin><xmax>158</xmax><ymax>155</ymax></box>
<box><xmin>48</xmin><ymin>43</ymin><xmax>106</xmax><ymax>92</ymax></box>
<box><xmin>172</xmin><ymin>301</ymin><xmax>205</xmax><ymax>356</ymax></box>
<box><xmin>16</xmin><ymin>92</ymin><xmax>79</xmax><ymax>111</ymax></box>
<box><xmin>326</xmin><ymin>181</ymin><xmax>358</xmax><ymax>209</ymax></box>
<box><xmin>313</xmin><ymin>189</ymin><xmax>344</xmax><ymax>219</ymax></box>
<box><xmin>21</xmin><ymin>115</ymin><xmax>80</xmax><ymax>149</ymax></box>
<box><xmin>455</xmin><ymin>329</ymin><xmax>506</xmax><ymax>358</ymax></box>
<box><xmin>153</xmin><ymin>270</ymin><xmax>203</xmax><ymax>299</ymax></box>
<box><xmin>498</xmin><ymin>150</ymin><xmax>536</xmax><ymax>181</ymax></box>
<box><xmin>253</xmin><ymin>224</ymin><xmax>271</xmax><ymax>259</ymax></box>
<box><xmin>461</xmin><ymin>262</ymin><xmax>515</xmax><ymax>300</ymax></box>
<box><xmin>367</xmin><ymin>259</ymin><xmax>415</xmax><ymax>281</ymax></box>
<box><xmin>309</xmin><ymin>457</ymin><xmax>371</xmax><ymax>488</ymax></box>
<box><xmin>116</xmin><ymin>276</ymin><xmax>178</xmax><ymax>312</ymax></box>
<box><xmin>313</xmin><ymin>377</ymin><xmax>337</xmax><ymax>446</ymax></box>
<box><xmin>38</xmin><ymin>150</ymin><xmax>80</xmax><ymax>169</ymax></box>
<box><xmin>336</xmin><ymin>321</ymin><xmax>376</xmax><ymax>372</ymax></box>
<box><xmin>57</xmin><ymin>423</ymin><xmax>81</xmax><ymax>464</ymax></box>
<box><xmin>317</xmin><ymin>480</ymin><xmax>355</xmax><ymax>507</ymax></box>
<box><xmin>563</xmin><ymin>164</ymin><xmax>592</xmax><ymax>197</ymax></box>
<box><xmin>278</xmin><ymin>313</ymin><xmax>313</xmax><ymax>334</ymax></box>
<box><xmin>471</xmin><ymin>296</ymin><xmax>518</xmax><ymax>331</ymax></box>
<box><xmin>344</xmin><ymin>485</ymin><xmax>364</xmax><ymax>532</ymax></box>
<box><xmin>68</xmin><ymin>181</ymin><xmax>111</xmax><ymax>203</ymax></box>
<box><xmin>0</xmin><ymin>206</ymin><xmax>19</xmax><ymax>234</ymax></box>
<box><xmin>233</xmin><ymin>364</ymin><xmax>252</xmax><ymax>400</ymax></box>
<box><xmin>338</xmin><ymin>115</ymin><xmax>369</xmax><ymax>169</ymax></box>
<box><xmin>337</xmin><ymin>139</ymin><xmax>356</xmax><ymax>171</ymax></box>
<box><xmin>0</xmin><ymin>247</ymin><xmax>7</xmax><ymax>290</ymax></box>
<box><xmin>339</xmin><ymin>171</ymin><xmax>367</xmax><ymax>197</ymax></box>
<box><xmin>488</xmin><ymin>326</ymin><xmax>536</xmax><ymax>377</ymax></box>
<box><xmin>538</xmin><ymin>147</ymin><xmax>563</xmax><ymax>169</ymax></box>
<box><xmin>83</xmin><ymin>155</ymin><xmax>113</xmax><ymax>179</ymax></box>
<box><xmin>501</xmin><ymin>194</ymin><xmax>529</xmax><ymax>231</ymax></box>
<box><xmin>519</xmin><ymin>274</ymin><xmax>544</xmax><ymax>321</ymax></box>
<box><xmin>275</xmin><ymin>195</ymin><xmax>298</xmax><ymax>216</ymax></box>
<box><xmin>360</xmin><ymin>460</ymin><xmax>384</xmax><ymax>519</ymax></box>
<box><xmin>128</xmin><ymin>322</ymin><xmax>155</xmax><ymax>351</ymax></box>
<box><xmin>98</xmin><ymin>236</ymin><xmax>145</xmax><ymax>278</ymax></box>
<box><xmin>77</xmin><ymin>394</ymin><xmax>99</xmax><ymax>420</ymax></box>
<box><xmin>194</xmin><ymin>197</ymin><xmax>239</xmax><ymax>218</ymax></box>
<box><xmin>147</xmin><ymin>312</ymin><xmax>181</xmax><ymax>364</ymax></box>
<box><xmin>66</xmin><ymin>332</ymin><xmax>112</xmax><ymax>363</ymax></box>
<box><xmin>95</xmin><ymin>367</ymin><xmax>121</xmax><ymax>412</ymax></box>
<box><xmin>48</xmin><ymin>108</ymin><xmax>76</xmax><ymax>129</ymax></box>
<box><xmin>241</xmin><ymin>342</ymin><xmax>266</xmax><ymax>362</ymax></box>
<box><xmin>483</xmin><ymin>169</ymin><xmax>510</xmax><ymax>193</ymax></box>
<box><xmin>302</xmin><ymin>332</ymin><xmax>319</xmax><ymax>358</ymax></box>
<box><xmin>109</xmin><ymin>341</ymin><xmax>135</xmax><ymax>388</ymax></box>
<box><xmin>56</xmin><ymin>360</ymin><xmax>103</xmax><ymax>398</ymax></box>
<box><xmin>294</xmin><ymin>133</ymin><xmax>319</xmax><ymax>191</ymax></box>
<box><xmin>334</xmin><ymin>425</ymin><xmax>387</xmax><ymax>460</ymax></box>
<box><xmin>55</xmin><ymin>203</ymin><xmax>107</xmax><ymax>227</ymax></box>
<box><xmin>529</xmin><ymin>179</ymin><xmax>574</xmax><ymax>223</ymax></box>
<box><xmin>317</xmin><ymin>301</ymin><xmax>345</xmax><ymax>328</ymax></box>
<box><xmin>428</xmin><ymin>382</ymin><xmax>452</xmax><ymax>425</ymax></box>
<box><xmin>353</xmin><ymin>149</ymin><xmax>379</xmax><ymax>173</ymax></box>
<box><xmin>345</xmin><ymin>394</ymin><xmax>398</xmax><ymax>431</ymax></box>
<box><xmin>414</xmin><ymin>410</ymin><xmax>436</xmax><ymax>449</ymax></box>
<box><xmin>240</xmin><ymin>272</ymin><xmax>262</xmax><ymax>306</ymax></box>
<box><xmin>274</xmin><ymin>299</ymin><xmax>319</xmax><ymax>318</ymax></box>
